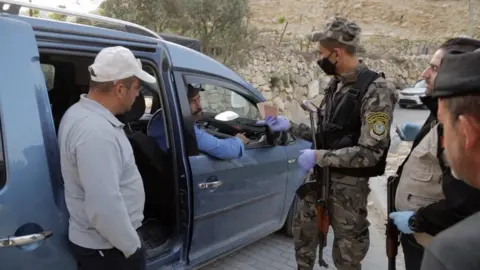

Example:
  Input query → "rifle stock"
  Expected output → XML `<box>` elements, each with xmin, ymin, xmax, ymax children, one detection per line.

<box><xmin>316</xmin><ymin>163</ymin><xmax>330</xmax><ymax>268</ymax></box>
<box><xmin>315</xmin><ymin>165</ymin><xmax>330</xmax><ymax>268</ymax></box>
<box><xmin>386</xmin><ymin>176</ymin><xmax>400</xmax><ymax>270</ymax></box>
<box><xmin>315</xmin><ymin>203</ymin><xmax>330</xmax><ymax>234</ymax></box>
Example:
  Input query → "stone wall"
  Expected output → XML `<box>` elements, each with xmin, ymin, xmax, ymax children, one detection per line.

<box><xmin>233</xmin><ymin>47</ymin><xmax>430</xmax><ymax>123</ymax></box>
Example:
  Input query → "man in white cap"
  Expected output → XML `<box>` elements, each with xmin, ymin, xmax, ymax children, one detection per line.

<box><xmin>58</xmin><ymin>46</ymin><xmax>156</xmax><ymax>270</ymax></box>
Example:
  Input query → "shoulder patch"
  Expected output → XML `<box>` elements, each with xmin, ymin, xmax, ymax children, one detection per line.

<box><xmin>366</xmin><ymin>112</ymin><xmax>390</xmax><ymax>140</ymax></box>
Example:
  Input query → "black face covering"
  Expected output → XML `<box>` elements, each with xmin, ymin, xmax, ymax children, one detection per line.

<box><xmin>420</xmin><ymin>95</ymin><xmax>438</xmax><ymax>116</ymax></box>
<box><xmin>317</xmin><ymin>51</ymin><xmax>337</xmax><ymax>76</ymax></box>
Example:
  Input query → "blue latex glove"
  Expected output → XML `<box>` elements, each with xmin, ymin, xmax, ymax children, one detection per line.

<box><xmin>396</xmin><ymin>123</ymin><xmax>422</xmax><ymax>142</ymax></box>
<box><xmin>389</xmin><ymin>211</ymin><xmax>414</xmax><ymax>234</ymax></box>
<box><xmin>298</xmin><ymin>149</ymin><xmax>317</xmax><ymax>174</ymax></box>
<box><xmin>256</xmin><ymin>116</ymin><xmax>291</xmax><ymax>132</ymax></box>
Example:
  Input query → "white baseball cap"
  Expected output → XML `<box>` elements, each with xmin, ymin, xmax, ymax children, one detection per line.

<box><xmin>88</xmin><ymin>46</ymin><xmax>156</xmax><ymax>84</ymax></box>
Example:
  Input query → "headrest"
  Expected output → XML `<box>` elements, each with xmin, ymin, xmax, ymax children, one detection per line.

<box><xmin>140</xmin><ymin>84</ymin><xmax>162</xmax><ymax>113</ymax></box>
<box><xmin>117</xmin><ymin>92</ymin><xmax>146</xmax><ymax>123</ymax></box>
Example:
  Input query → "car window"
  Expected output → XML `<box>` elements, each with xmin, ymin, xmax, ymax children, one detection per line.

<box><xmin>199</xmin><ymin>84</ymin><xmax>261</xmax><ymax>120</ymax></box>
<box><xmin>414</xmin><ymin>80</ymin><xmax>426</xmax><ymax>88</ymax></box>
<box><xmin>40</xmin><ymin>64</ymin><xmax>55</xmax><ymax>91</ymax></box>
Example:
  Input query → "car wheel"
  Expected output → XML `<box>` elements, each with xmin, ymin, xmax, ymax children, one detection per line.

<box><xmin>399</xmin><ymin>104</ymin><xmax>407</xmax><ymax>108</ymax></box>
<box><xmin>283</xmin><ymin>195</ymin><xmax>300</xmax><ymax>237</ymax></box>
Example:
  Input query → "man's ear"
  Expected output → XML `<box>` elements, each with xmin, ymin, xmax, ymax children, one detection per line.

<box><xmin>459</xmin><ymin>115</ymin><xmax>479</xmax><ymax>149</ymax></box>
<box><xmin>113</xmin><ymin>82</ymin><xmax>125</xmax><ymax>96</ymax></box>
<box><xmin>334</xmin><ymin>48</ymin><xmax>343</xmax><ymax>60</ymax></box>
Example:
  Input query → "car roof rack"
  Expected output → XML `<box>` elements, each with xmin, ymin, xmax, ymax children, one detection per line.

<box><xmin>0</xmin><ymin>0</ymin><xmax>162</xmax><ymax>40</ymax></box>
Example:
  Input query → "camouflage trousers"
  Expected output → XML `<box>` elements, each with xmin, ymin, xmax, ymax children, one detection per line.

<box><xmin>293</xmin><ymin>179</ymin><xmax>371</xmax><ymax>270</ymax></box>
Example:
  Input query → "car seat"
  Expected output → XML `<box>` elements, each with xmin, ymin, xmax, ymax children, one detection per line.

<box><xmin>120</xmin><ymin>93</ymin><xmax>174</xmax><ymax>233</ymax></box>
<box><xmin>146</xmin><ymin>109</ymin><xmax>168</xmax><ymax>152</ymax></box>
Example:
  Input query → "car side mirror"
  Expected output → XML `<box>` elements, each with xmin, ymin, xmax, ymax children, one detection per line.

<box><xmin>214</xmin><ymin>110</ymin><xmax>239</xmax><ymax>121</ymax></box>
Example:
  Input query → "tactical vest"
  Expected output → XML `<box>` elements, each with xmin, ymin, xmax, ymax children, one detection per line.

<box><xmin>316</xmin><ymin>68</ymin><xmax>389</xmax><ymax>177</ymax></box>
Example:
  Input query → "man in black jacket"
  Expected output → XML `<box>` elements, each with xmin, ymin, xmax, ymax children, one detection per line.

<box><xmin>388</xmin><ymin>37</ymin><xmax>480</xmax><ymax>270</ymax></box>
<box><xmin>420</xmin><ymin>46</ymin><xmax>480</xmax><ymax>270</ymax></box>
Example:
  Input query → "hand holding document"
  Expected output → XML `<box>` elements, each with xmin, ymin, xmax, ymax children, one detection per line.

<box><xmin>257</xmin><ymin>101</ymin><xmax>278</xmax><ymax>119</ymax></box>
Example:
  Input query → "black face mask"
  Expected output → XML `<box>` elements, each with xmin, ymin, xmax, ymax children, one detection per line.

<box><xmin>420</xmin><ymin>95</ymin><xmax>438</xmax><ymax>116</ymax></box>
<box><xmin>317</xmin><ymin>51</ymin><xmax>337</xmax><ymax>76</ymax></box>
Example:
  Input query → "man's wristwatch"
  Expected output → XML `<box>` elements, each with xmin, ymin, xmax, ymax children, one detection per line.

<box><xmin>408</xmin><ymin>214</ymin><xmax>419</xmax><ymax>232</ymax></box>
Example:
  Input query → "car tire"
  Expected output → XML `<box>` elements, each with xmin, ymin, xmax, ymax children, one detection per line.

<box><xmin>283</xmin><ymin>195</ymin><xmax>300</xmax><ymax>237</ymax></box>
<box><xmin>399</xmin><ymin>104</ymin><xmax>407</xmax><ymax>108</ymax></box>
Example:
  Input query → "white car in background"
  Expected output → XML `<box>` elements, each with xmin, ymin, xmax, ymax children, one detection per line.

<box><xmin>398</xmin><ymin>79</ymin><xmax>427</xmax><ymax>108</ymax></box>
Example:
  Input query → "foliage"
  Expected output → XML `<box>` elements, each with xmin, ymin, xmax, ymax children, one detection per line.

<box><xmin>276</xmin><ymin>16</ymin><xmax>286</xmax><ymax>24</ymax></box>
<box><xmin>179</xmin><ymin>0</ymin><xmax>250</xmax><ymax>49</ymax></box>
<box><xmin>48</xmin><ymin>5</ymin><xmax>67</xmax><ymax>21</ymax></box>
<box><xmin>98</xmin><ymin>0</ymin><xmax>256</xmax><ymax>67</ymax></box>
<box><xmin>29</xmin><ymin>9</ymin><xmax>40</xmax><ymax>17</ymax></box>
<box><xmin>99</xmin><ymin>0</ymin><xmax>182</xmax><ymax>32</ymax></box>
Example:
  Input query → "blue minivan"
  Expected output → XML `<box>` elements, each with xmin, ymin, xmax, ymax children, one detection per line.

<box><xmin>0</xmin><ymin>1</ymin><xmax>310</xmax><ymax>269</ymax></box>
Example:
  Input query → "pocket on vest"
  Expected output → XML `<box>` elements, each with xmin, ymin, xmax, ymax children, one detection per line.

<box><xmin>407</xmin><ymin>193</ymin><xmax>437</xmax><ymax>207</ymax></box>
<box><xmin>408</xmin><ymin>150</ymin><xmax>435</xmax><ymax>182</ymax></box>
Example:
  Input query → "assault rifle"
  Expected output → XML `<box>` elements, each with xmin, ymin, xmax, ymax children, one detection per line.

<box><xmin>296</xmin><ymin>100</ymin><xmax>330</xmax><ymax>268</ymax></box>
<box><xmin>386</xmin><ymin>175</ymin><xmax>400</xmax><ymax>270</ymax></box>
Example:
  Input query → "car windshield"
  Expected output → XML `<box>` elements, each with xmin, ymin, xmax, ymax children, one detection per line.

<box><xmin>414</xmin><ymin>80</ymin><xmax>427</xmax><ymax>88</ymax></box>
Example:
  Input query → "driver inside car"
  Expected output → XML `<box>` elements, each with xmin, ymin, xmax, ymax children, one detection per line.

<box><xmin>150</xmin><ymin>84</ymin><xmax>249</xmax><ymax>160</ymax></box>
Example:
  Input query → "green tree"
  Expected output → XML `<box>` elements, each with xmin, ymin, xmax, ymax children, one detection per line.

<box><xmin>99</xmin><ymin>0</ymin><xmax>255</xmax><ymax>66</ymax></box>
<box><xmin>178</xmin><ymin>0</ymin><xmax>250</xmax><ymax>51</ymax></box>
<box><xmin>99</xmin><ymin>0</ymin><xmax>182</xmax><ymax>32</ymax></box>
<box><xmin>29</xmin><ymin>9</ymin><xmax>40</xmax><ymax>17</ymax></box>
<box><xmin>48</xmin><ymin>5</ymin><xmax>67</xmax><ymax>21</ymax></box>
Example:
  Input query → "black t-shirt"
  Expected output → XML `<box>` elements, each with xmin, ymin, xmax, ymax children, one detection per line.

<box><xmin>421</xmin><ymin>212</ymin><xmax>480</xmax><ymax>270</ymax></box>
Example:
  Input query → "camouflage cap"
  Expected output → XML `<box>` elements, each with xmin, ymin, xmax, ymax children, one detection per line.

<box><xmin>431</xmin><ymin>49</ymin><xmax>480</xmax><ymax>98</ymax></box>
<box><xmin>307</xmin><ymin>16</ymin><xmax>361</xmax><ymax>47</ymax></box>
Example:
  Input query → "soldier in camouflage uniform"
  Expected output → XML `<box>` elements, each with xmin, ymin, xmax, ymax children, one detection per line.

<box><xmin>291</xmin><ymin>17</ymin><xmax>397</xmax><ymax>270</ymax></box>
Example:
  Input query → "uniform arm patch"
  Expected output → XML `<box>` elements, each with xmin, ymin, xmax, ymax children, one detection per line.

<box><xmin>365</xmin><ymin>112</ymin><xmax>390</xmax><ymax>140</ymax></box>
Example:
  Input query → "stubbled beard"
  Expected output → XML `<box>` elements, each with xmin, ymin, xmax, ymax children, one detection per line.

<box><xmin>192</xmin><ymin>109</ymin><xmax>203</xmax><ymax>120</ymax></box>
<box><xmin>192</xmin><ymin>109</ymin><xmax>202</xmax><ymax>116</ymax></box>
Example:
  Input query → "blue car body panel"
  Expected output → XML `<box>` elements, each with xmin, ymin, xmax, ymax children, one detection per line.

<box><xmin>0</xmin><ymin>13</ymin><xmax>310</xmax><ymax>270</ymax></box>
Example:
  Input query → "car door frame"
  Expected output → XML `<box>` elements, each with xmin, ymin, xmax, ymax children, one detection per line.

<box><xmin>174</xmin><ymin>71</ymin><xmax>290</xmax><ymax>267</ymax></box>
<box><xmin>0</xmin><ymin>16</ymin><xmax>77</xmax><ymax>269</ymax></box>
<box><xmin>31</xmin><ymin>29</ymin><xmax>192</xmax><ymax>269</ymax></box>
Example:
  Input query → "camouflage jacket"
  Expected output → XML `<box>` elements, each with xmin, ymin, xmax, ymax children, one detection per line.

<box><xmin>291</xmin><ymin>64</ymin><xmax>396</xmax><ymax>179</ymax></box>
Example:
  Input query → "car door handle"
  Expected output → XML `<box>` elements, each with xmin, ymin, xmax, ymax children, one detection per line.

<box><xmin>0</xmin><ymin>230</ymin><xmax>53</xmax><ymax>248</ymax></box>
<box><xmin>198</xmin><ymin>181</ymin><xmax>223</xmax><ymax>189</ymax></box>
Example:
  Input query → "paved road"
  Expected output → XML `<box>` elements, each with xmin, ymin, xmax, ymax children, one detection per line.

<box><xmin>199</xmin><ymin>106</ymin><xmax>429</xmax><ymax>270</ymax></box>
<box><xmin>200</xmin><ymin>200</ymin><xmax>404</xmax><ymax>270</ymax></box>
<box><xmin>392</xmin><ymin>105</ymin><xmax>429</xmax><ymax>129</ymax></box>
